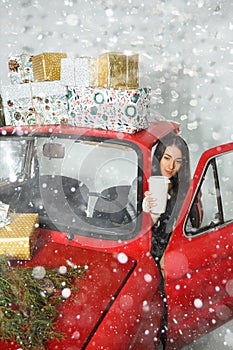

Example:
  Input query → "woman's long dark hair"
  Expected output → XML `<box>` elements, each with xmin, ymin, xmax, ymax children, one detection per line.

<box><xmin>152</xmin><ymin>132</ymin><xmax>191</xmax><ymax>232</ymax></box>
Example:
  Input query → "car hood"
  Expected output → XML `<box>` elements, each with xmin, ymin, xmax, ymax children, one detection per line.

<box><xmin>0</xmin><ymin>232</ymin><xmax>137</xmax><ymax>350</ymax></box>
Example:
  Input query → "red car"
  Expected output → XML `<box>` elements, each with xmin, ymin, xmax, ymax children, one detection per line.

<box><xmin>0</xmin><ymin>120</ymin><xmax>232</xmax><ymax>349</ymax></box>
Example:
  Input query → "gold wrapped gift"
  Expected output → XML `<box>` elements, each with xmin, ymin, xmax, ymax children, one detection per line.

<box><xmin>32</xmin><ymin>52</ymin><xmax>67</xmax><ymax>82</ymax></box>
<box><xmin>98</xmin><ymin>51</ymin><xmax>139</xmax><ymax>89</ymax></box>
<box><xmin>0</xmin><ymin>213</ymin><xmax>39</xmax><ymax>260</ymax></box>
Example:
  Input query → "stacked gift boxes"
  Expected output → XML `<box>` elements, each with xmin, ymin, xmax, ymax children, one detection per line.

<box><xmin>2</xmin><ymin>52</ymin><xmax>69</xmax><ymax>126</ymax></box>
<box><xmin>65</xmin><ymin>52</ymin><xmax>150</xmax><ymax>133</ymax></box>
<box><xmin>1</xmin><ymin>51</ymin><xmax>150</xmax><ymax>133</ymax></box>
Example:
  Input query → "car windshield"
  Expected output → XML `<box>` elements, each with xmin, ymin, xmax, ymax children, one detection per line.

<box><xmin>0</xmin><ymin>134</ymin><xmax>143</xmax><ymax>241</ymax></box>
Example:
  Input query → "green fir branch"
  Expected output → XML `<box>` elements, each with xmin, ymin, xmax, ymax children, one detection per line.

<box><xmin>0</xmin><ymin>257</ymin><xmax>87</xmax><ymax>349</ymax></box>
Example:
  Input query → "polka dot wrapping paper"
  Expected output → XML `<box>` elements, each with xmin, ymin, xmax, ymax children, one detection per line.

<box><xmin>0</xmin><ymin>213</ymin><xmax>39</xmax><ymax>260</ymax></box>
<box><xmin>32</xmin><ymin>52</ymin><xmax>67</xmax><ymax>82</ymax></box>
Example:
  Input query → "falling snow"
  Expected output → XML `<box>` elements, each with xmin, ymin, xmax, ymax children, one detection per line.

<box><xmin>0</xmin><ymin>0</ymin><xmax>233</xmax><ymax>349</ymax></box>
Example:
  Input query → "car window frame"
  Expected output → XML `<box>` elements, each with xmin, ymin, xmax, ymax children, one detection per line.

<box><xmin>184</xmin><ymin>151</ymin><xmax>233</xmax><ymax>238</ymax></box>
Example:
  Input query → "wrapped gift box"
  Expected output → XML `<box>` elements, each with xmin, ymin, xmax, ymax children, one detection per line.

<box><xmin>32</xmin><ymin>52</ymin><xmax>67</xmax><ymax>82</ymax></box>
<box><xmin>8</xmin><ymin>53</ymin><xmax>34</xmax><ymax>84</ymax></box>
<box><xmin>98</xmin><ymin>52</ymin><xmax>139</xmax><ymax>89</ymax></box>
<box><xmin>1</xmin><ymin>81</ymin><xmax>68</xmax><ymax>126</ymax></box>
<box><xmin>0</xmin><ymin>213</ymin><xmax>39</xmax><ymax>260</ymax></box>
<box><xmin>60</xmin><ymin>56</ymin><xmax>98</xmax><ymax>87</ymax></box>
<box><xmin>68</xmin><ymin>87</ymin><xmax>150</xmax><ymax>134</ymax></box>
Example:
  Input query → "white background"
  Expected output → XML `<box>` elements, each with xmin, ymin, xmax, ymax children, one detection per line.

<box><xmin>0</xmin><ymin>0</ymin><xmax>233</xmax><ymax>348</ymax></box>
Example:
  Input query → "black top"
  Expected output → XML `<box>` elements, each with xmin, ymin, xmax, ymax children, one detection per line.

<box><xmin>151</xmin><ymin>188</ymin><xmax>177</xmax><ymax>261</ymax></box>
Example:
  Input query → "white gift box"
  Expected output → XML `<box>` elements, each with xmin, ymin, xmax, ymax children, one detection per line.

<box><xmin>60</xmin><ymin>57</ymin><xmax>98</xmax><ymax>87</ymax></box>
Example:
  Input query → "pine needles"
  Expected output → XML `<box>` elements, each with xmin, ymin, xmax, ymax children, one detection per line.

<box><xmin>0</xmin><ymin>257</ymin><xmax>87</xmax><ymax>349</ymax></box>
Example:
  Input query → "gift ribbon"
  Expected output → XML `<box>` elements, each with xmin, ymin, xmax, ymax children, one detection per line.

<box><xmin>28</xmin><ymin>83</ymin><xmax>43</xmax><ymax>125</ymax></box>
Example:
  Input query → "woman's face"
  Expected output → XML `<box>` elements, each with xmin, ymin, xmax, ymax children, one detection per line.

<box><xmin>160</xmin><ymin>145</ymin><xmax>183</xmax><ymax>179</ymax></box>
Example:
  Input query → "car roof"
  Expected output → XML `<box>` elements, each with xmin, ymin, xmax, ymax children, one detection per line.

<box><xmin>0</xmin><ymin>119</ymin><xmax>180</xmax><ymax>148</ymax></box>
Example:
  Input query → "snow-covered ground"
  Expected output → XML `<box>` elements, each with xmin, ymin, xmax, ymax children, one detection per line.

<box><xmin>0</xmin><ymin>0</ymin><xmax>232</xmax><ymax>348</ymax></box>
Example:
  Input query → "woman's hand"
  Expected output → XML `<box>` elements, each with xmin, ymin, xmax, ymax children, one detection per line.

<box><xmin>142</xmin><ymin>191</ymin><xmax>160</xmax><ymax>224</ymax></box>
<box><xmin>142</xmin><ymin>191</ymin><xmax>156</xmax><ymax>213</ymax></box>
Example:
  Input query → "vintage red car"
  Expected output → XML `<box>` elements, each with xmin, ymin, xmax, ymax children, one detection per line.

<box><xmin>0</xmin><ymin>119</ymin><xmax>232</xmax><ymax>349</ymax></box>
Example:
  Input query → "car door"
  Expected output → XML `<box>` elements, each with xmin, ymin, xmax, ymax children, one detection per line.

<box><xmin>163</xmin><ymin>142</ymin><xmax>233</xmax><ymax>350</ymax></box>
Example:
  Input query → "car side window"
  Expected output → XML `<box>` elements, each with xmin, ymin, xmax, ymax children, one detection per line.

<box><xmin>185</xmin><ymin>151</ymin><xmax>233</xmax><ymax>236</ymax></box>
<box><xmin>217</xmin><ymin>152</ymin><xmax>233</xmax><ymax>222</ymax></box>
<box><xmin>0</xmin><ymin>139</ymin><xmax>30</xmax><ymax>182</ymax></box>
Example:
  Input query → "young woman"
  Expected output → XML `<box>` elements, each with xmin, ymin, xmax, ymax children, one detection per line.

<box><xmin>143</xmin><ymin>132</ymin><xmax>200</xmax><ymax>261</ymax></box>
